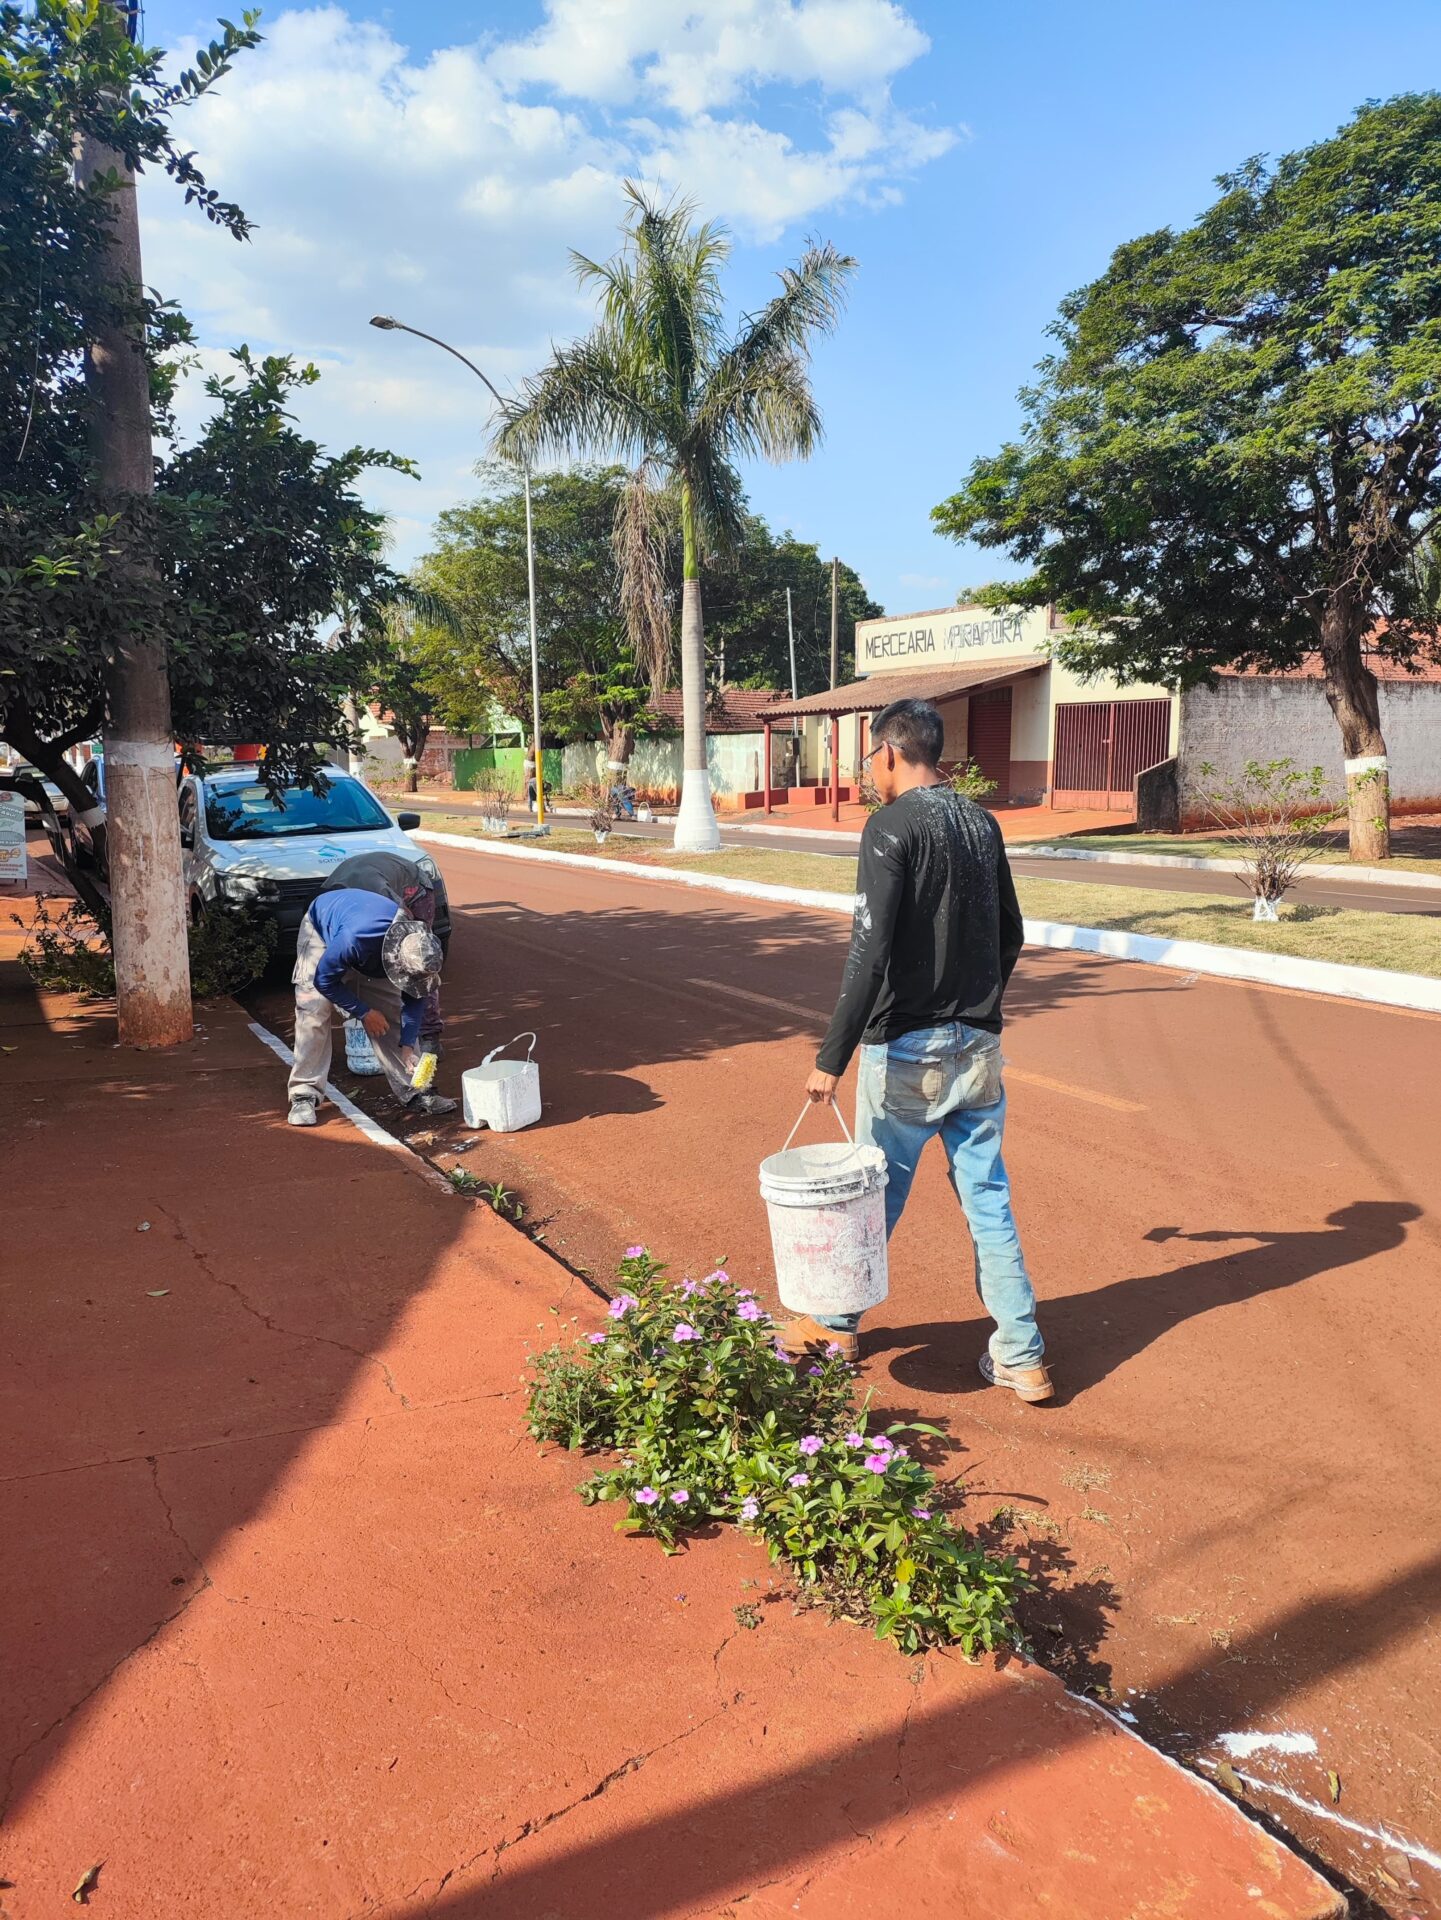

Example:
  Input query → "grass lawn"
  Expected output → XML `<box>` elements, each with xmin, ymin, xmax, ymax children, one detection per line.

<box><xmin>424</xmin><ymin>819</ymin><xmax>1439</xmax><ymax>977</ymax></box>
<box><xmin>1015</xmin><ymin>878</ymin><xmax>1441</xmax><ymax>977</ymax></box>
<box><xmin>1046</xmin><ymin>831</ymin><xmax>1441</xmax><ymax>877</ymax></box>
<box><xmin>426</xmin><ymin>819</ymin><xmax>860</xmax><ymax>893</ymax></box>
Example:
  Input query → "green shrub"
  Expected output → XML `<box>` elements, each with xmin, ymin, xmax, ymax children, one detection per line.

<box><xmin>948</xmin><ymin>759</ymin><xmax>998</xmax><ymax>802</ymax></box>
<box><xmin>527</xmin><ymin>1249</ymin><xmax>1027</xmax><ymax>1655</ymax></box>
<box><xmin>15</xmin><ymin>898</ymin><xmax>115</xmax><ymax>996</ymax></box>
<box><xmin>17</xmin><ymin>896</ymin><xmax>275</xmax><ymax>1000</ymax></box>
<box><xmin>187</xmin><ymin>903</ymin><xmax>276</xmax><ymax>998</ymax></box>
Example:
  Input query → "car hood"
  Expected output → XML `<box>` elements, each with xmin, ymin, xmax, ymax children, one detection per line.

<box><xmin>204</xmin><ymin>825</ymin><xmax>427</xmax><ymax>882</ymax></box>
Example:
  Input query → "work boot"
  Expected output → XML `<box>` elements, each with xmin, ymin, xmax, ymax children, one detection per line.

<box><xmin>979</xmin><ymin>1351</ymin><xmax>1055</xmax><ymax>1403</ymax></box>
<box><xmin>774</xmin><ymin>1314</ymin><xmax>860</xmax><ymax>1364</ymax></box>
<box><xmin>409</xmin><ymin>1092</ymin><xmax>457</xmax><ymax>1117</ymax></box>
<box><xmin>287</xmin><ymin>1095</ymin><xmax>319</xmax><ymax>1128</ymax></box>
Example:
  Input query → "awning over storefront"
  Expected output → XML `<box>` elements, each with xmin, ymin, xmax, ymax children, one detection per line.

<box><xmin>767</xmin><ymin>658</ymin><xmax>1045</xmax><ymax>719</ymax></box>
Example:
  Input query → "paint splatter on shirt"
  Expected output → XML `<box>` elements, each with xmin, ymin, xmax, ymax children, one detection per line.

<box><xmin>816</xmin><ymin>785</ymin><xmax>1024</xmax><ymax>1076</ymax></box>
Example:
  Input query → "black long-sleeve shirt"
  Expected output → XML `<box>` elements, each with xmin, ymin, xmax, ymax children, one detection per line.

<box><xmin>816</xmin><ymin>785</ymin><xmax>1025</xmax><ymax>1077</ymax></box>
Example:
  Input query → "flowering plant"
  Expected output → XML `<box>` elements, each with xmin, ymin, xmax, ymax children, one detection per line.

<box><xmin>526</xmin><ymin>1248</ymin><xmax>1026</xmax><ymax>1655</ymax></box>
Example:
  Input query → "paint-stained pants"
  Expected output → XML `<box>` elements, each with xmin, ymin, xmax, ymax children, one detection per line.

<box><xmin>401</xmin><ymin>882</ymin><xmax>444</xmax><ymax>1043</ymax></box>
<box><xmin>288</xmin><ymin>914</ymin><xmax>414</xmax><ymax>1107</ymax></box>
<box><xmin>818</xmin><ymin>1022</ymin><xmax>1044</xmax><ymax>1370</ymax></box>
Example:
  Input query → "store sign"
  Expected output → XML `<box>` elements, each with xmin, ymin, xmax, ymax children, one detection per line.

<box><xmin>0</xmin><ymin>790</ymin><xmax>27</xmax><ymax>885</ymax></box>
<box><xmin>856</xmin><ymin>607</ymin><xmax>1034</xmax><ymax>673</ymax></box>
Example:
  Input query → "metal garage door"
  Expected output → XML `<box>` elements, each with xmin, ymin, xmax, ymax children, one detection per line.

<box><xmin>966</xmin><ymin>686</ymin><xmax>1013</xmax><ymax>801</ymax></box>
<box><xmin>1052</xmin><ymin>699</ymin><xmax>1171</xmax><ymax>810</ymax></box>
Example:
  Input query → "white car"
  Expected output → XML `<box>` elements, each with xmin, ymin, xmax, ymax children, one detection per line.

<box><xmin>180</xmin><ymin>765</ymin><xmax>449</xmax><ymax>955</ymax></box>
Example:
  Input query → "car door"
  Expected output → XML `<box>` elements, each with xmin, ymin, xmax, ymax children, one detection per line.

<box><xmin>177</xmin><ymin>779</ymin><xmax>202</xmax><ymax>901</ymax></box>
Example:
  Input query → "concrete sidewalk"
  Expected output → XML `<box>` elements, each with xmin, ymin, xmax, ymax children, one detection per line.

<box><xmin>0</xmin><ymin>951</ymin><xmax>1342</xmax><ymax>1916</ymax></box>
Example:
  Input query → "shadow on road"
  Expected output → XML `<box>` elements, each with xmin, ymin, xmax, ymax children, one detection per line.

<box><xmin>872</xmin><ymin>1200</ymin><xmax>1420</xmax><ymax>1401</ymax></box>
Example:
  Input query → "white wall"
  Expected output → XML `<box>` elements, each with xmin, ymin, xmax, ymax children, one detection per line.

<box><xmin>1178</xmin><ymin>678</ymin><xmax>1441</xmax><ymax>814</ymax></box>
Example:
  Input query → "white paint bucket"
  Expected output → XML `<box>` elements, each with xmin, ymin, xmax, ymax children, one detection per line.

<box><xmin>759</xmin><ymin>1102</ymin><xmax>888</xmax><ymax>1319</ymax></box>
<box><xmin>344</xmin><ymin>1017</ymin><xmax>382</xmax><ymax>1075</ymax></box>
<box><xmin>463</xmin><ymin>1031</ymin><xmax>542</xmax><ymax>1132</ymax></box>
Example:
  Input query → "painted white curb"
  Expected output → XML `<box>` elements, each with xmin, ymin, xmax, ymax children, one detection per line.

<box><xmin>246</xmin><ymin>1017</ymin><xmax>456</xmax><ymax>1188</ymax></box>
<box><xmin>1018</xmin><ymin>843</ymin><xmax>1441</xmax><ymax>892</ymax></box>
<box><xmin>418</xmin><ymin>830</ymin><xmax>1441</xmax><ymax>1016</ymax></box>
<box><xmin>417</xmin><ymin>829</ymin><xmax>856</xmax><ymax>917</ymax></box>
<box><xmin>1018</xmin><ymin>919</ymin><xmax>1441</xmax><ymax>1014</ymax></box>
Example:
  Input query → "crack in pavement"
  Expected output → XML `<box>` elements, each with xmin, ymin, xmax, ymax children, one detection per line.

<box><xmin>0</xmin><ymin>1389</ymin><xmax>521</xmax><ymax>1488</ymax></box>
<box><xmin>387</xmin><ymin>1702</ymin><xmax>737</xmax><ymax>1915</ymax></box>
<box><xmin>0</xmin><ymin>1457</ymin><xmax>212</xmax><ymax>1826</ymax></box>
<box><xmin>151</xmin><ymin>1202</ymin><xmax>414</xmax><ymax>1409</ymax></box>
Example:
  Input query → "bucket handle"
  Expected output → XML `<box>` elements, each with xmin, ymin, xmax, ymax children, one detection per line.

<box><xmin>483</xmin><ymin>1030</ymin><xmax>537</xmax><ymax>1068</ymax></box>
<box><xmin>780</xmin><ymin>1097</ymin><xmax>857</xmax><ymax>1155</ymax></box>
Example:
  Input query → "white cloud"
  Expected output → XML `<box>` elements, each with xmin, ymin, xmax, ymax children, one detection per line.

<box><xmin>490</xmin><ymin>0</ymin><xmax>930</xmax><ymax>113</ymax></box>
<box><xmin>142</xmin><ymin>2</ymin><xmax>953</xmax><ymax>563</ymax></box>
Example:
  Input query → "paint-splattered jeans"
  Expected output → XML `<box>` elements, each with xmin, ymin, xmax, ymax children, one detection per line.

<box><xmin>817</xmin><ymin>1023</ymin><xmax>1044</xmax><ymax>1370</ymax></box>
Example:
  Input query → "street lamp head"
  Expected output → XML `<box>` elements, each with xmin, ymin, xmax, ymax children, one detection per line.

<box><xmin>369</xmin><ymin>314</ymin><xmax>400</xmax><ymax>330</ymax></box>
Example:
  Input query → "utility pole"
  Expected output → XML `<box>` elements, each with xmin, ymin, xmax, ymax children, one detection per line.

<box><xmin>79</xmin><ymin>2</ymin><xmax>193</xmax><ymax>1046</ymax></box>
<box><xmin>829</xmin><ymin>555</ymin><xmax>840</xmax><ymax>691</ymax></box>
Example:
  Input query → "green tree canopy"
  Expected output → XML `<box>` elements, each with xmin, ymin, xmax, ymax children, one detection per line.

<box><xmin>0</xmin><ymin>4</ymin><xmax>406</xmax><ymax>803</ymax></box>
<box><xmin>496</xmin><ymin>183</ymin><xmax>855</xmax><ymax>851</ymax></box>
<box><xmin>408</xmin><ymin>466</ymin><xmax>880</xmax><ymax>757</ymax></box>
<box><xmin>933</xmin><ymin>94</ymin><xmax>1441</xmax><ymax>860</ymax></box>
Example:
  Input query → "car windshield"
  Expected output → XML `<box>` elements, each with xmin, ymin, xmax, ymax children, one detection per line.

<box><xmin>203</xmin><ymin>777</ymin><xmax>391</xmax><ymax>841</ymax></box>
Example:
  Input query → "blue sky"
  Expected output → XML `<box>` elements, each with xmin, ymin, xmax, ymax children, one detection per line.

<box><xmin>138</xmin><ymin>0</ymin><xmax>1441</xmax><ymax>618</ymax></box>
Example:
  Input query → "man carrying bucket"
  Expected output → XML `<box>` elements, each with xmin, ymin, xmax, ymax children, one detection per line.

<box><xmin>791</xmin><ymin>697</ymin><xmax>1052</xmax><ymax>1403</ymax></box>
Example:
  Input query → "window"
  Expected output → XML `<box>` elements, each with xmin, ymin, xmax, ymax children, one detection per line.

<box><xmin>202</xmin><ymin>776</ymin><xmax>391</xmax><ymax>842</ymax></box>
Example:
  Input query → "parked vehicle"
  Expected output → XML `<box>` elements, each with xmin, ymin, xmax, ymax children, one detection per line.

<box><xmin>179</xmin><ymin>765</ymin><xmax>449</xmax><ymax>955</ymax></box>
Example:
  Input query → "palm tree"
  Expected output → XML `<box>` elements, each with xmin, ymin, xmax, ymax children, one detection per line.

<box><xmin>496</xmin><ymin>183</ymin><xmax>855</xmax><ymax>851</ymax></box>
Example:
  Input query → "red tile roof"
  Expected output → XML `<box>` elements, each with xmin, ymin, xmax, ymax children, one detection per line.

<box><xmin>768</xmin><ymin>659</ymin><xmax>1045</xmax><ymax>719</ymax></box>
<box><xmin>647</xmin><ymin>686</ymin><xmax>795</xmax><ymax>734</ymax></box>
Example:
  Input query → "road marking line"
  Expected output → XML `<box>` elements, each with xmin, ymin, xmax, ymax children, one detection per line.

<box><xmin>691</xmin><ymin>978</ymin><xmax>1145</xmax><ymax>1112</ymax></box>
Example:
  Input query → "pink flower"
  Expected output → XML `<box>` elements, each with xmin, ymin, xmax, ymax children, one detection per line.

<box><xmin>624</xmin><ymin>1245</ymin><xmax>646</xmax><ymax>1258</ymax></box>
<box><xmin>736</xmin><ymin>1287</ymin><xmax>755</xmax><ymax>1299</ymax></box>
<box><xmin>608</xmin><ymin>1293</ymin><xmax>638</xmax><ymax>1319</ymax></box>
<box><xmin>635</xmin><ymin>1487</ymin><xmax>660</xmax><ymax>1506</ymax></box>
<box><xmin>798</xmin><ymin>1435</ymin><xmax>823</xmax><ymax>1456</ymax></box>
<box><xmin>705</xmin><ymin>1269</ymin><xmax>729</xmax><ymax>1286</ymax></box>
<box><xmin>737</xmin><ymin>1300</ymin><xmax>765</xmax><ymax>1322</ymax></box>
<box><xmin>864</xmin><ymin>1453</ymin><xmax>892</xmax><ymax>1474</ymax></box>
<box><xmin>587</xmin><ymin>1332</ymin><xmax>606</xmax><ymax>1345</ymax></box>
<box><xmin>788</xmin><ymin>1473</ymin><xmax>810</xmax><ymax>1488</ymax></box>
<box><xmin>844</xmin><ymin>1432</ymin><xmax>866</xmax><ymax>1449</ymax></box>
<box><xmin>740</xmin><ymin>1496</ymin><xmax>759</xmax><ymax>1522</ymax></box>
<box><xmin>670</xmin><ymin>1489</ymin><xmax>690</xmax><ymax>1506</ymax></box>
<box><xmin>672</xmin><ymin>1323</ymin><xmax>699</xmax><ymax>1343</ymax></box>
<box><xmin>911</xmin><ymin>1507</ymin><xmax>932</xmax><ymax>1519</ymax></box>
<box><xmin>825</xmin><ymin>1342</ymin><xmax>844</xmax><ymax>1358</ymax></box>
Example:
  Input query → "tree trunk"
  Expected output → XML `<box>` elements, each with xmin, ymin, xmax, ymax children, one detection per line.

<box><xmin>78</xmin><ymin>121</ymin><xmax>193</xmax><ymax>1046</ymax></box>
<box><xmin>672</xmin><ymin>484</ymin><xmax>720</xmax><ymax>852</ymax></box>
<box><xmin>1319</xmin><ymin>590</ymin><xmax>1390</xmax><ymax>862</ymax></box>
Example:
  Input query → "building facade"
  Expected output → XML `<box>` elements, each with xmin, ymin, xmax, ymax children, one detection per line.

<box><xmin>769</xmin><ymin>603</ymin><xmax>1178</xmax><ymax>808</ymax></box>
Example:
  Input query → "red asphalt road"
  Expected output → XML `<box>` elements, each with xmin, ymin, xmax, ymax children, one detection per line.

<box><xmin>255</xmin><ymin>838</ymin><xmax>1441</xmax><ymax>1917</ymax></box>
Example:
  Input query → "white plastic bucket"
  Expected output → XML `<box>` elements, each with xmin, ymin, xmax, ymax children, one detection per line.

<box><xmin>344</xmin><ymin>1018</ymin><xmax>382</xmax><ymax>1075</ymax></box>
<box><xmin>759</xmin><ymin>1102</ymin><xmax>888</xmax><ymax>1319</ymax></box>
<box><xmin>463</xmin><ymin>1031</ymin><xmax>542</xmax><ymax>1133</ymax></box>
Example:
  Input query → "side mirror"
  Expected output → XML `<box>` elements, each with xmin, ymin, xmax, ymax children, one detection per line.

<box><xmin>396</xmin><ymin>811</ymin><xmax>421</xmax><ymax>831</ymax></box>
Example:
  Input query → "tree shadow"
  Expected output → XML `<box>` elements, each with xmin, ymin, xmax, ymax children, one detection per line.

<box><xmin>872</xmin><ymin>1200</ymin><xmax>1421</xmax><ymax>1401</ymax></box>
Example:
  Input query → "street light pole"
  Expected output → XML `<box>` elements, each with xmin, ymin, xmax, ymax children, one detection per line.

<box><xmin>369</xmin><ymin>316</ymin><xmax>546</xmax><ymax>827</ymax></box>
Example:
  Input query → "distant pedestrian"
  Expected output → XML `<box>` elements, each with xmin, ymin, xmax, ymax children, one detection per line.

<box><xmin>787</xmin><ymin>697</ymin><xmax>1051</xmax><ymax>1402</ymax></box>
<box><xmin>321</xmin><ymin>850</ymin><xmax>445</xmax><ymax>1056</ymax></box>
<box><xmin>287</xmin><ymin>887</ymin><xmax>456</xmax><ymax>1127</ymax></box>
<box><xmin>524</xmin><ymin>751</ymin><xmax>538</xmax><ymax>817</ymax></box>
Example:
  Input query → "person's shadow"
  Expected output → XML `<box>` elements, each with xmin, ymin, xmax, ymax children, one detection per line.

<box><xmin>873</xmin><ymin>1200</ymin><xmax>1421</xmax><ymax>1400</ymax></box>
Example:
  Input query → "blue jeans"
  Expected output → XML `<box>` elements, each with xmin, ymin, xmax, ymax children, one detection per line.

<box><xmin>818</xmin><ymin>1023</ymin><xmax>1043</xmax><ymax>1369</ymax></box>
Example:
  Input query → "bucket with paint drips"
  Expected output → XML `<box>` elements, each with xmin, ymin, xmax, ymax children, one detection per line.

<box><xmin>759</xmin><ymin>1101</ymin><xmax>888</xmax><ymax>1319</ymax></box>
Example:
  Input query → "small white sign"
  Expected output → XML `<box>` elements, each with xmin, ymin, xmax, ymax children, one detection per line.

<box><xmin>0</xmin><ymin>790</ymin><xmax>27</xmax><ymax>885</ymax></box>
